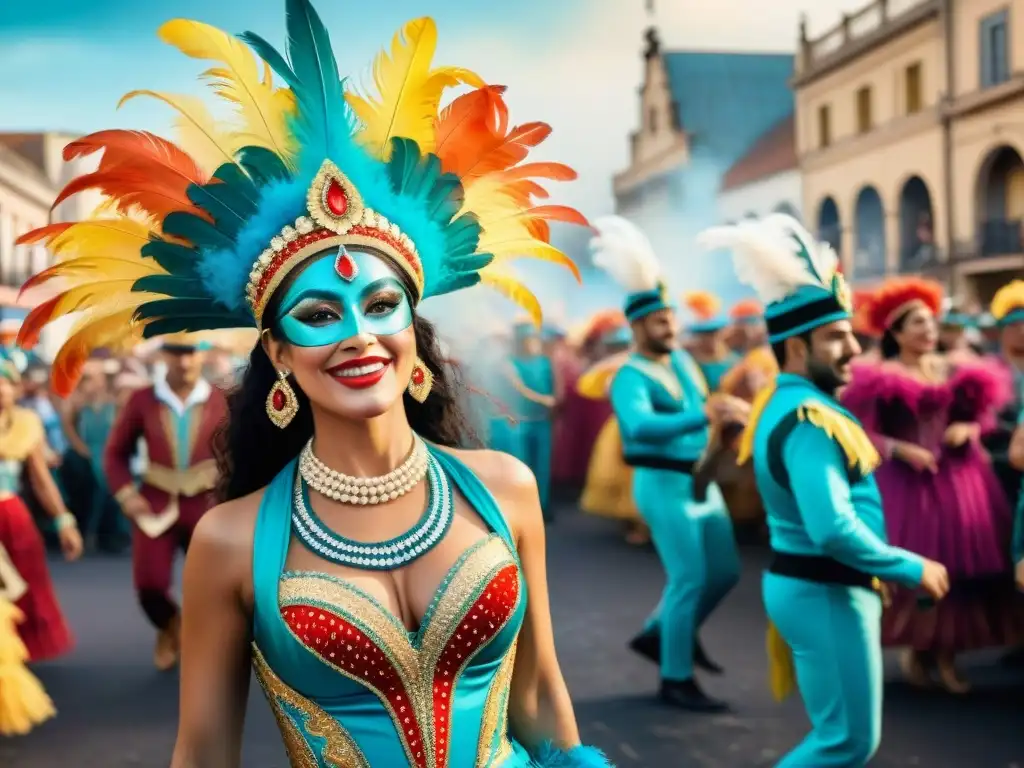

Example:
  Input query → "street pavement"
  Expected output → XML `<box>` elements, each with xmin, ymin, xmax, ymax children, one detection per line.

<box><xmin>3</xmin><ymin>502</ymin><xmax>1024</xmax><ymax>767</ymax></box>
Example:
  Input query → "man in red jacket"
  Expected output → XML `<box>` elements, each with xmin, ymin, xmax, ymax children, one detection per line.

<box><xmin>104</xmin><ymin>334</ymin><xmax>227</xmax><ymax>670</ymax></box>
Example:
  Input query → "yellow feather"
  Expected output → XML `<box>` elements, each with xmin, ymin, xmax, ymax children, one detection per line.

<box><xmin>478</xmin><ymin>272</ymin><xmax>543</xmax><ymax>326</ymax></box>
<box><xmin>347</xmin><ymin>17</ymin><xmax>484</xmax><ymax>160</ymax></box>
<box><xmin>483</xmin><ymin>238</ymin><xmax>581</xmax><ymax>279</ymax></box>
<box><xmin>51</xmin><ymin>306</ymin><xmax>153</xmax><ymax>396</ymax></box>
<box><xmin>797</xmin><ymin>402</ymin><xmax>881</xmax><ymax>475</ymax></box>
<box><xmin>736</xmin><ymin>384</ymin><xmax>775</xmax><ymax>465</ymax></box>
<box><xmin>45</xmin><ymin>218</ymin><xmax>157</xmax><ymax>263</ymax></box>
<box><xmin>157</xmin><ymin>20</ymin><xmax>296</xmax><ymax>166</ymax></box>
<box><xmin>28</xmin><ymin>256</ymin><xmax>163</xmax><ymax>289</ymax></box>
<box><xmin>119</xmin><ymin>90</ymin><xmax>245</xmax><ymax>176</ymax></box>
<box><xmin>44</xmin><ymin>281</ymin><xmax>165</xmax><ymax>325</ymax></box>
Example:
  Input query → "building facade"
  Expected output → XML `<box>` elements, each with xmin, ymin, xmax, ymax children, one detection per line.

<box><xmin>0</xmin><ymin>132</ymin><xmax>100</xmax><ymax>358</ymax></box>
<box><xmin>794</xmin><ymin>0</ymin><xmax>1024</xmax><ymax>303</ymax></box>
<box><xmin>718</xmin><ymin>115</ymin><xmax>802</xmax><ymax>224</ymax></box>
<box><xmin>613</xmin><ymin>29</ymin><xmax>794</xmax><ymax>295</ymax></box>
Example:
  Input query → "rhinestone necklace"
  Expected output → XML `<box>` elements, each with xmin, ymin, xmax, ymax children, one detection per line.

<box><xmin>291</xmin><ymin>451</ymin><xmax>454</xmax><ymax>570</ymax></box>
<box><xmin>299</xmin><ymin>435</ymin><xmax>428</xmax><ymax>505</ymax></box>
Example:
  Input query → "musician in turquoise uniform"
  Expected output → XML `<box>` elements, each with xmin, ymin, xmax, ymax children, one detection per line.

<box><xmin>699</xmin><ymin>213</ymin><xmax>949</xmax><ymax>766</ymax></box>
<box><xmin>505</xmin><ymin>319</ymin><xmax>557</xmax><ymax>518</ymax></box>
<box><xmin>591</xmin><ymin>216</ymin><xmax>746</xmax><ymax>712</ymax></box>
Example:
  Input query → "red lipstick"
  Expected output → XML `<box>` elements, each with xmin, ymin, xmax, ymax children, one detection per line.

<box><xmin>327</xmin><ymin>356</ymin><xmax>391</xmax><ymax>389</ymax></box>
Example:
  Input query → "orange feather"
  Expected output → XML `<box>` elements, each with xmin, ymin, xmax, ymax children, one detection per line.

<box><xmin>434</xmin><ymin>85</ymin><xmax>507</xmax><ymax>171</ymax></box>
<box><xmin>50</xmin><ymin>308</ymin><xmax>149</xmax><ymax>397</ymax></box>
<box><xmin>53</xmin><ymin>130</ymin><xmax>210</xmax><ymax>221</ymax></box>
<box><xmin>494</xmin><ymin>162</ymin><xmax>577</xmax><ymax>183</ymax></box>
<box><xmin>15</xmin><ymin>223</ymin><xmax>72</xmax><ymax>246</ymax></box>
<box><xmin>17</xmin><ymin>296</ymin><xmax>61</xmax><ymax>349</ymax></box>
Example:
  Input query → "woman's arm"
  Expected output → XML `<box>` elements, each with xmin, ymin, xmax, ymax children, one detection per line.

<box><xmin>171</xmin><ymin>501</ymin><xmax>256</xmax><ymax>768</ymax></box>
<box><xmin>503</xmin><ymin>458</ymin><xmax>579</xmax><ymax>750</ymax></box>
<box><xmin>25</xmin><ymin>444</ymin><xmax>82</xmax><ymax>561</ymax></box>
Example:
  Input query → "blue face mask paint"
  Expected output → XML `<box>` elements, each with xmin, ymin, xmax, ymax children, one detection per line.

<box><xmin>274</xmin><ymin>248</ymin><xmax>414</xmax><ymax>348</ymax></box>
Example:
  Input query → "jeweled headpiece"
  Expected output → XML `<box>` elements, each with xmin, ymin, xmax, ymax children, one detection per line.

<box><xmin>16</xmin><ymin>0</ymin><xmax>586</xmax><ymax>394</ymax></box>
<box><xmin>697</xmin><ymin>214</ymin><xmax>852</xmax><ymax>343</ymax></box>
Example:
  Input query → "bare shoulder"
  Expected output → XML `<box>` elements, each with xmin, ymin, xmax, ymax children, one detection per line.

<box><xmin>436</xmin><ymin>446</ymin><xmax>540</xmax><ymax>537</ymax></box>
<box><xmin>442</xmin><ymin>445</ymin><xmax>537</xmax><ymax>497</ymax></box>
<box><xmin>191</xmin><ymin>488</ymin><xmax>266</xmax><ymax>563</ymax></box>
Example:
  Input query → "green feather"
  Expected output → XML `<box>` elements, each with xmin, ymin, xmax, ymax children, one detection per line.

<box><xmin>141</xmin><ymin>239</ymin><xmax>200</xmax><ymax>276</ymax></box>
<box><xmin>237</xmin><ymin>146</ymin><xmax>291</xmax><ymax>186</ymax></box>
<box><xmin>141</xmin><ymin>315</ymin><xmax>246</xmax><ymax>338</ymax></box>
<box><xmin>162</xmin><ymin>212</ymin><xmax>236</xmax><ymax>252</ymax></box>
<box><xmin>132</xmin><ymin>275</ymin><xmax>209</xmax><ymax>299</ymax></box>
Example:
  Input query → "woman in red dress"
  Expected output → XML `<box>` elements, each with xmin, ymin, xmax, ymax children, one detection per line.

<box><xmin>0</xmin><ymin>361</ymin><xmax>82</xmax><ymax>665</ymax></box>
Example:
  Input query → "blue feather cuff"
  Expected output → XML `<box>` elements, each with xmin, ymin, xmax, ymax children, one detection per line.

<box><xmin>530</xmin><ymin>740</ymin><xmax>614</xmax><ymax>767</ymax></box>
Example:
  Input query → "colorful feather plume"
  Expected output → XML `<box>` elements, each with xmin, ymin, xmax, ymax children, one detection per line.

<box><xmin>729</xmin><ymin>298</ymin><xmax>763</xmax><ymax>321</ymax></box>
<box><xmin>588</xmin><ymin>216</ymin><xmax>662</xmax><ymax>293</ymax></box>
<box><xmin>18</xmin><ymin>0</ymin><xmax>584</xmax><ymax>394</ymax></box>
<box><xmin>991</xmin><ymin>279</ymin><xmax>1024</xmax><ymax>323</ymax></box>
<box><xmin>682</xmin><ymin>291</ymin><xmax>721</xmax><ymax>321</ymax></box>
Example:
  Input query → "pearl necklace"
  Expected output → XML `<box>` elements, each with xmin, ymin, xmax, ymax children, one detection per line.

<box><xmin>291</xmin><ymin>452</ymin><xmax>454</xmax><ymax>570</ymax></box>
<box><xmin>299</xmin><ymin>435</ymin><xmax>428</xmax><ymax>505</ymax></box>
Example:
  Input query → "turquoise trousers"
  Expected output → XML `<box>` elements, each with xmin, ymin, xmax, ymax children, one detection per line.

<box><xmin>633</xmin><ymin>468</ymin><xmax>740</xmax><ymax>680</ymax></box>
<box><xmin>763</xmin><ymin>572</ymin><xmax>883</xmax><ymax>767</ymax></box>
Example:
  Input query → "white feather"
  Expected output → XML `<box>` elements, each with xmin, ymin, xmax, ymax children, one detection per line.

<box><xmin>588</xmin><ymin>215</ymin><xmax>663</xmax><ymax>293</ymax></box>
<box><xmin>696</xmin><ymin>214</ymin><xmax>838</xmax><ymax>305</ymax></box>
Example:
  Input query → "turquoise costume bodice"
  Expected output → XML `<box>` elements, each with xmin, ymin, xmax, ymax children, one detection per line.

<box><xmin>752</xmin><ymin>374</ymin><xmax>923</xmax><ymax>585</ymax></box>
<box><xmin>77</xmin><ymin>402</ymin><xmax>116</xmax><ymax>466</ymax></box>
<box><xmin>609</xmin><ymin>350</ymin><xmax>710</xmax><ymax>466</ymax></box>
<box><xmin>0</xmin><ymin>459</ymin><xmax>20</xmax><ymax>495</ymax></box>
<box><xmin>251</xmin><ymin>447</ymin><xmax>533</xmax><ymax>768</ymax></box>
<box><xmin>510</xmin><ymin>356</ymin><xmax>554</xmax><ymax>422</ymax></box>
<box><xmin>696</xmin><ymin>353</ymin><xmax>739</xmax><ymax>392</ymax></box>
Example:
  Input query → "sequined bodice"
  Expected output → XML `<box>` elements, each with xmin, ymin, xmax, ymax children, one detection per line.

<box><xmin>252</xmin><ymin>453</ymin><xmax>531</xmax><ymax>768</ymax></box>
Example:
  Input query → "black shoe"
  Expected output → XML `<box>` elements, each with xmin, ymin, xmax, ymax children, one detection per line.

<box><xmin>659</xmin><ymin>678</ymin><xmax>730</xmax><ymax>712</ymax></box>
<box><xmin>694</xmin><ymin>638</ymin><xmax>724</xmax><ymax>675</ymax></box>
<box><xmin>628</xmin><ymin>627</ymin><xmax>660</xmax><ymax>664</ymax></box>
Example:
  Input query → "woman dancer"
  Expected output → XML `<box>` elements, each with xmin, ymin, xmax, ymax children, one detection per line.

<box><xmin>18</xmin><ymin>3</ymin><xmax>610</xmax><ymax>765</ymax></box>
<box><xmin>842</xmin><ymin>278</ymin><xmax>1020</xmax><ymax>692</ymax></box>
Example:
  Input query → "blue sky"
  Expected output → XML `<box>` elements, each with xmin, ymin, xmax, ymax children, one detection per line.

<box><xmin>0</xmin><ymin>0</ymin><xmax>863</xmax><ymax>321</ymax></box>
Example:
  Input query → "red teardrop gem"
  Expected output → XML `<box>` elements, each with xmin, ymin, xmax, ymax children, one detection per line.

<box><xmin>272</xmin><ymin>389</ymin><xmax>286</xmax><ymax>411</ymax></box>
<box><xmin>411</xmin><ymin>367</ymin><xmax>425</xmax><ymax>385</ymax></box>
<box><xmin>325</xmin><ymin>179</ymin><xmax>348</xmax><ymax>216</ymax></box>
<box><xmin>335</xmin><ymin>250</ymin><xmax>357</xmax><ymax>281</ymax></box>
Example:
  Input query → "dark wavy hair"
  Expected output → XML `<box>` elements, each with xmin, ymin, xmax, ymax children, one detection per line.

<box><xmin>213</xmin><ymin>312</ymin><xmax>474</xmax><ymax>503</ymax></box>
<box><xmin>880</xmin><ymin>311</ymin><xmax>911</xmax><ymax>359</ymax></box>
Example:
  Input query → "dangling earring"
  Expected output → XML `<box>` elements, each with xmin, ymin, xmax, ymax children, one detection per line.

<box><xmin>407</xmin><ymin>357</ymin><xmax>434</xmax><ymax>403</ymax></box>
<box><xmin>267</xmin><ymin>369</ymin><xmax>299</xmax><ymax>429</ymax></box>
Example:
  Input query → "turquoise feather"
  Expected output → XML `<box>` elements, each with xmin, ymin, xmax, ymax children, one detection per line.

<box><xmin>132</xmin><ymin>275</ymin><xmax>210</xmax><ymax>299</ymax></box>
<box><xmin>789</xmin><ymin>233</ymin><xmax>822</xmax><ymax>282</ymax></box>
<box><xmin>141</xmin><ymin>315</ymin><xmax>245</xmax><ymax>337</ymax></box>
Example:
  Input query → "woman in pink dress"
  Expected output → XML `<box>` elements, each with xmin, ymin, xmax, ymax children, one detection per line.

<box><xmin>841</xmin><ymin>278</ymin><xmax>1022</xmax><ymax>692</ymax></box>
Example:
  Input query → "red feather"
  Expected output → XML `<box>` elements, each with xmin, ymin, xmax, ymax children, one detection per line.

<box><xmin>16</xmin><ymin>223</ymin><xmax>72</xmax><ymax>246</ymax></box>
<box><xmin>17</xmin><ymin>296</ymin><xmax>60</xmax><ymax>349</ymax></box>
<box><xmin>53</xmin><ymin>130</ymin><xmax>209</xmax><ymax>221</ymax></box>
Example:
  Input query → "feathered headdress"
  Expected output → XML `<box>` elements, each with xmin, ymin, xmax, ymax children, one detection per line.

<box><xmin>16</xmin><ymin>0</ymin><xmax>586</xmax><ymax>395</ymax></box>
<box><xmin>865</xmin><ymin>277</ymin><xmax>942</xmax><ymax>336</ymax></box>
<box><xmin>589</xmin><ymin>216</ymin><xmax>670</xmax><ymax>323</ymax></box>
<box><xmin>682</xmin><ymin>290</ymin><xmax>727</xmax><ymax>333</ymax></box>
<box><xmin>696</xmin><ymin>213</ymin><xmax>852</xmax><ymax>343</ymax></box>
<box><xmin>729</xmin><ymin>298</ymin><xmax>763</xmax><ymax>324</ymax></box>
<box><xmin>991</xmin><ymin>279</ymin><xmax>1024</xmax><ymax>327</ymax></box>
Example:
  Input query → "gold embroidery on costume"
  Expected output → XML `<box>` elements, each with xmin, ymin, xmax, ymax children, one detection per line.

<box><xmin>0</xmin><ymin>407</ymin><xmax>44</xmax><ymax>462</ymax></box>
<box><xmin>279</xmin><ymin>535</ymin><xmax>523</xmax><ymax>768</ymax></box>
<box><xmin>476</xmin><ymin>639</ymin><xmax>518</xmax><ymax>767</ymax></box>
<box><xmin>797</xmin><ymin>400</ymin><xmax>880</xmax><ymax>475</ymax></box>
<box><xmin>252</xmin><ymin>645</ymin><xmax>370</xmax><ymax>768</ymax></box>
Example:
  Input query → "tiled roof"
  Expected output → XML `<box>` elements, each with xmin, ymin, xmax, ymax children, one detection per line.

<box><xmin>662</xmin><ymin>51</ymin><xmax>795</xmax><ymax>167</ymax></box>
<box><xmin>720</xmin><ymin>113</ymin><xmax>797</xmax><ymax>191</ymax></box>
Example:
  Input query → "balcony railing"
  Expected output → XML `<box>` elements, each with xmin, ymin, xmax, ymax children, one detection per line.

<box><xmin>797</xmin><ymin>0</ymin><xmax>939</xmax><ymax>79</ymax></box>
<box><xmin>980</xmin><ymin>218</ymin><xmax>1024</xmax><ymax>256</ymax></box>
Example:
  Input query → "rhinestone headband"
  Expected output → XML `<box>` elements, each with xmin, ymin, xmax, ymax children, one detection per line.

<box><xmin>246</xmin><ymin>159</ymin><xmax>424</xmax><ymax>326</ymax></box>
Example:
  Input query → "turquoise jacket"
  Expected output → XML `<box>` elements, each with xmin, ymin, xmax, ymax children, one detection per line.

<box><xmin>510</xmin><ymin>355</ymin><xmax>554</xmax><ymax>422</ymax></box>
<box><xmin>696</xmin><ymin>352</ymin><xmax>740</xmax><ymax>392</ymax></box>
<box><xmin>752</xmin><ymin>374</ymin><xmax>924</xmax><ymax>586</ymax></box>
<box><xmin>609</xmin><ymin>350</ymin><xmax>710</xmax><ymax>468</ymax></box>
